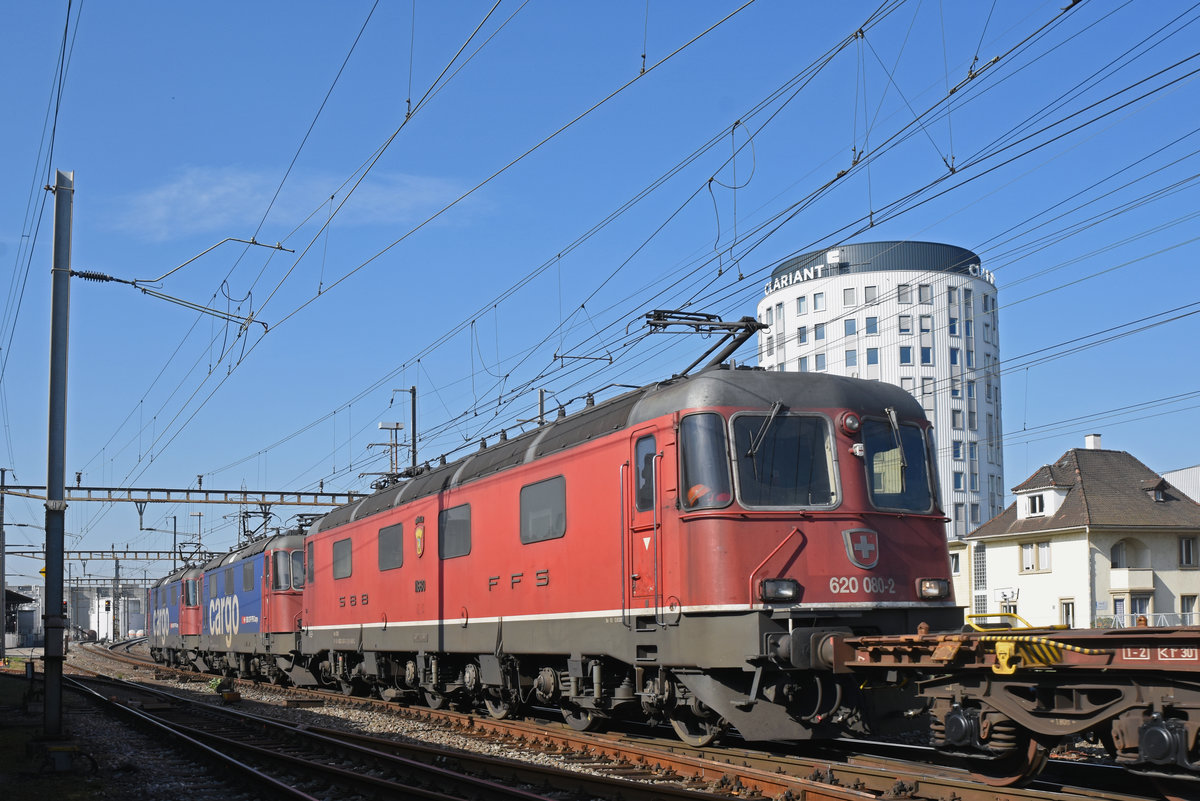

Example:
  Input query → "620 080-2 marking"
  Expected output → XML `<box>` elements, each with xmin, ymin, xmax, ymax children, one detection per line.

<box><xmin>829</xmin><ymin>576</ymin><xmax>895</xmax><ymax>594</ymax></box>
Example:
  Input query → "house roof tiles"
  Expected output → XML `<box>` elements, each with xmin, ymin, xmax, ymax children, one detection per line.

<box><xmin>969</xmin><ymin>448</ymin><xmax>1200</xmax><ymax>539</ymax></box>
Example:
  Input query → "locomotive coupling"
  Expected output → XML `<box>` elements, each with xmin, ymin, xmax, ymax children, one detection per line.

<box><xmin>769</xmin><ymin>628</ymin><xmax>850</xmax><ymax>670</ymax></box>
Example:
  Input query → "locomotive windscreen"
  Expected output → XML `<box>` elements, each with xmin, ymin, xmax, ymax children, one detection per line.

<box><xmin>861</xmin><ymin>419</ymin><xmax>935</xmax><ymax>512</ymax></box>
<box><xmin>732</xmin><ymin>414</ymin><xmax>836</xmax><ymax>508</ymax></box>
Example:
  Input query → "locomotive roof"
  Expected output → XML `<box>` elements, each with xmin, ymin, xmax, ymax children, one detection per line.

<box><xmin>198</xmin><ymin>531</ymin><xmax>306</xmax><ymax>571</ymax></box>
<box><xmin>315</xmin><ymin>366</ymin><xmax>925</xmax><ymax>534</ymax></box>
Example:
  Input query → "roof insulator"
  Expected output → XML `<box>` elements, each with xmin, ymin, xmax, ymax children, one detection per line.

<box><xmin>499</xmin><ymin>430</ymin><xmax>508</xmax><ymax>442</ymax></box>
<box><xmin>557</xmin><ymin>406</ymin><xmax>566</xmax><ymax>419</ymax></box>
<box><xmin>585</xmin><ymin>393</ymin><xmax>595</xmax><ymax>407</ymax></box>
<box><xmin>479</xmin><ymin>438</ymin><xmax>487</xmax><ymax>450</ymax></box>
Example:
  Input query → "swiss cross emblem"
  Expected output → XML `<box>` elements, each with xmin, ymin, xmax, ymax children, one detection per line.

<box><xmin>842</xmin><ymin>528</ymin><xmax>879</xmax><ymax>569</ymax></box>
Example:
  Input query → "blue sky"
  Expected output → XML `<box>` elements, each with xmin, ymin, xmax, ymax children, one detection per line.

<box><xmin>2</xmin><ymin>1</ymin><xmax>1199</xmax><ymax>580</ymax></box>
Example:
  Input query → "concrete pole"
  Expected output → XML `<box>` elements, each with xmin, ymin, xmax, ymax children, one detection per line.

<box><xmin>44</xmin><ymin>169</ymin><xmax>73</xmax><ymax>740</ymax></box>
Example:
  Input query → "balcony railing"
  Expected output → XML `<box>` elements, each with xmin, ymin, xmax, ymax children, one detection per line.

<box><xmin>1095</xmin><ymin>612</ymin><xmax>1197</xmax><ymax>628</ymax></box>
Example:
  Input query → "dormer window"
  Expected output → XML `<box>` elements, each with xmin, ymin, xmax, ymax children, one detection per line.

<box><xmin>1028</xmin><ymin>494</ymin><xmax>1045</xmax><ymax>516</ymax></box>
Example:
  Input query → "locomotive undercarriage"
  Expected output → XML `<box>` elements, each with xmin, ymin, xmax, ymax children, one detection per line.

<box><xmin>272</xmin><ymin>607</ymin><xmax>951</xmax><ymax>746</ymax></box>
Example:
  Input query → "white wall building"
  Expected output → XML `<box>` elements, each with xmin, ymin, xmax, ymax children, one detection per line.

<box><xmin>963</xmin><ymin>435</ymin><xmax>1200</xmax><ymax>627</ymax></box>
<box><xmin>756</xmin><ymin>241</ymin><xmax>1003</xmax><ymax>535</ymax></box>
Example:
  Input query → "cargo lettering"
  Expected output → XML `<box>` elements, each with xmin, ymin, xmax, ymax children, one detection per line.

<box><xmin>209</xmin><ymin>595</ymin><xmax>240</xmax><ymax>644</ymax></box>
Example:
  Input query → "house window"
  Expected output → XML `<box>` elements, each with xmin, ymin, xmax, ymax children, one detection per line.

<box><xmin>919</xmin><ymin>284</ymin><xmax>932</xmax><ymax>303</ymax></box>
<box><xmin>900</xmin><ymin>346</ymin><xmax>913</xmax><ymax>365</ymax></box>
<box><xmin>1131</xmin><ymin>594</ymin><xmax>1151</xmax><ymax>619</ymax></box>
<box><xmin>766</xmin><ymin>335</ymin><xmax>774</xmax><ymax>355</ymax></box>
<box><xmin>843</xmin><ymin>287</ymin><xmax>856</xmax><ymax>307</ymax></box>
<box><xmin>973</xmin><ymin>542</ymin><xmax>987</xmax><ymax>590</ymax></box>
<box><xmin>866</xmin><ymin>348</ymin><xmax>879</xmax><ymax>365</ymax></box>
<box><xmin>797</xmin><ymin>326</ymin><xmax>807</xmax><ymax>344</ymax></box>
<box><xmin>920</xmin><ymin>347</ymin><xmax>933</xmax><ymax>365</ymax></box>
<box><xmin>1028</xmin><ymin>494</ymin><xmax>1045</xmax><ymax>515</ymax></box>
<box><xmin>948</xmin><ymin>286</ymin><xmax>958</xmax><ymax>304</ymax></box>
<box><xmin>965</xmin><ymin>319</ymin><xmax>974</xmax><ymax>338</ymax></box>
<box><xmin>951</xmin><ymin>377</ymin><xmax>961</xmax><ymax>398</ymax></box>
<box><xmin>844</xmin><ymin>318</ymin><xmax>857</xmax><ymax>336</ymax></box>
<box><xmin>775</xmin><ymin>302</ymin><xmax>784</xmax><ymax>324</ymax></box>
<box><xmin>865</xmin><ymin>316</ymin><xmax>878</xmax><ymax>335</ymax></box>
<box><xmin>798</xmin><ymin>356</ymin><xmax>809</xmax><ymax>372</ymax></box>
<box><xmin>1021</xmin><ymin>540</ymin><xmax>1051</xmax><ymax>572</ymax></box>
<box><xmin>1111</xmin><ymin>541</ymin><xmax>1127</xmax><ymax>568</ymax></box>
<box><xmin>950</xmin><ymin>348</ymin><xmax>960</xmax><ymax>365</ymax></box>
<box><xmin>865</xmin><ymin>285</ymin><xmax>878</xmax><ymax>303</ymax></box>
<box><xmin>950</xmin><ymin>553</ymin><xmax>961</xmax><ymax>574</ymax></box>
<box><xmin>900</xmin><ymin>377</ymin><xmax>915</xmax><ymax>394</ymax></box>
<box><xmin>971</xmin><ymin>503</ymin><xmax>980</xmax><ymax>524</ymax></box>
<box><xmin>952</xmin><ymin>440</ymin><xmax>963</xmax><ymax>460</ymax></box>
<box><xmin>845</xmin><ymin>349</ymin><xmax>857</xmax><ymax>368</ymax></box>
<box><xmin>953</xmin><ymin>471</ymin><xmax>964</xmax><ymax>491</ymax></box>
<box><xmin>1182</xmin><ymin>595</ymin><xmax>1197</xmax><ymax>625</ymax></box>
<box><xmin>919</xmin><ymin>315</ymin><xmax>932</xmax><ymax>333</ymax></box>
<box><xmin>815</xmin><ymin>323</ymin><xmax>826</xmax><ymax>341</ymax></box>
<box><xmin>796</xmin><ymin>296</ymin><xmax>807</xmax><ymax>315</ymax></box>
<box><xmin>899</xmin><ymin>315</ymin><xmax>912</xmax><ymax>334</ymax></box>
<box><xmin>949</xmin><ymin>316</ymin><xmax>959</xmax><ymax>336</ymax></box>
<box><xmin>898</xmin><ymin>284</ymin><xmax>912</xmax><ymax>304</ymax></box>
<box><xmin>813</xmin><ymin>292</ymin><xmax>825</xmax><ymax>311</ymax></box>
<box><xmin>1182</xmin><ymin>536</ymin><xmax>1197</xmax><ymax>567</ymax></box>
<box><xmin>815</xmin><ymin>352</ymin><xmax>826</xmax><ymax>371</ymax></box>
<box><xmin>952</xmin><ymin>409</ymin><xmax>964</xmax><ymax>429</ymax></box>
<box><xmin>1061</xmin><ymin>599</ymin><xmax>1075</xmax><ymax>627</ymax></box>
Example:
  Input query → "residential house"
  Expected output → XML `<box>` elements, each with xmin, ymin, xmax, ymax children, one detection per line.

<box><xmin>961</xmin><ymin>435</ymin><xmax>1200</xmax><ymax>628</ymax></box>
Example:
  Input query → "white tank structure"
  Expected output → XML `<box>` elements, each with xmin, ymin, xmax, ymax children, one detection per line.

<box><xmin>756</xmin><ymin>241</ymin><xmax>1003</xmax><ymax>537</ymax></box>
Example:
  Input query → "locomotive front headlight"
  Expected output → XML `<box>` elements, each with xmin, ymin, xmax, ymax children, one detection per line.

<box><xmin>760</xmin><ymin>578</ymin><xmax>800</xmax><ymax>603</ymax></box>
<box><xmin>917</xmin><ymin>578</ymin><xmax>950</xmax><ymax>599</ymax></box>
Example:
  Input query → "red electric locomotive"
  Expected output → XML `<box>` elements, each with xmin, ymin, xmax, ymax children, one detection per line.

<box><xmin>147</xmin><ymin>564</ymin><xmax>202</xmax><ymax>668</ymax></box>
<box><xmin>281</xmin><ymin>364</ymin><xmax>959</xmax><ymax>744</ymax></box>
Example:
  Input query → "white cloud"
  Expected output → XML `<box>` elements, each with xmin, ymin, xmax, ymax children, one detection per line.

<box><xmin>112</xmin><ymin>166</ymin><xmax>466</xmax><ymax>242</ymax></box>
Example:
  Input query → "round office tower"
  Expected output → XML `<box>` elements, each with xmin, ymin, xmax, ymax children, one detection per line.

<box><xmin>755</xmin><ymin>241</ymin><xmax>1003</xmax><ymax>537</ymax></box>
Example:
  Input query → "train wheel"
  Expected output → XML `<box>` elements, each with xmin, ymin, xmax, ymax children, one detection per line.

<box><xmin>484</xmin><ymin>694</ymin><xmax>513</xmax><ymax>720</ymax></box>
<box><xmin>561</xmin><ymin>705</ymin><xmax>603</xmax><ymax>732</ymax></box>
<box><xmin>670</xmin><ymin>712</ymin><xmax>722</xmax><ymax>747</ymax></box>
<box><xmin>969</xmin><ymin>735</ymin><xmax>1049</xmax><ymax>787</ymax></box>
<box><xmin>423</xmin><ymin>688</ymin><xmax>448</xmax><ymax>709</ymax></box>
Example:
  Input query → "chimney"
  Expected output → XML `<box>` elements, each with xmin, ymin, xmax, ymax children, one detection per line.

<box><xmin>1085</xmin><ymin>433</ymin><xmax>1102</xmax><ymax>450</ymax></box>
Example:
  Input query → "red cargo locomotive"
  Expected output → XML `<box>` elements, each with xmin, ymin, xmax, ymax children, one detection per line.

<box><xmin>282</xmin><ymin>365</ymin><xmax>959</xmax><ymax>744</ymax></box>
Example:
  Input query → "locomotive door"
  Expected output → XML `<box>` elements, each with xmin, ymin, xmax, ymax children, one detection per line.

<box><xmin>626</xmin><ymin>431</ymin><xmax>661</xmax><ymax>610</ymax></box>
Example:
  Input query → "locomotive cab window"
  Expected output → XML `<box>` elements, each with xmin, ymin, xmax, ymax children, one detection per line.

<box><xmin>733</xmin><ymin>412</ymin><xmax>836</xmax><ymax>508</ymax></box>
<box><xmin>861</xmin><ymin>418</ymin><xmax>935</xmax><ymax>512</ymax></box>
<box><xmin>439</xmin><ymin>504</ymin><xmax>472</xmax><ymax>559</ymax></box>
<box><xmin>332</xmin><ymin>538</ymin><xmax>353</xmax><ymax>579</ymax></box>
<box><xmin>635</xmin><ymin>436</ymin><xmax>657</xmax><ymax>511</ymax></box>
<box><xmin>520</xmin><ymin>476</ymin><xmax>566</xmax><ymax>543</ymax></box>
<box><xmin>272</xmin><ymin>551</ymin><xmax>292</xmax><ymax>590</ymax></box>
<box><xmin>680</xmin><ymin>413</ymin><xmax>732</xmax><ymax>510</ymax></box>
<box><xmin>379</xmin><ymin>523</ymin><xmax>404</xmax><ymax>570</ymax></box>
<box><xmin>185</xmin><ymin>579</ymin><xmax>198</xmax><ymax>607</ymax></box>
<box><xmin>292</xmin><ymin>550</ymin><xmax>305</xmax><ymax>590</ymax></box>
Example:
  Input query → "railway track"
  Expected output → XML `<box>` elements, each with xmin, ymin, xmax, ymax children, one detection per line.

<box><xmin>70</xmin><ymin>640</ymin><xmax>1187</xmax><ymax>801</ymax></box>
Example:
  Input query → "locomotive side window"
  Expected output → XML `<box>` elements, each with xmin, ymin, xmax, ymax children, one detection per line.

<box><xmin>680</xmin><ymin>413</ymin><xmax>732</xmax><ymax>509</ymax></box>
<box><xmin>861</xmin><ymin>419</ymin><xmax>934</xmax><ymax>512</ymax></box>
<box><xmin>242</xmin><ymin>560</ymin><xmax>255</xmax><ymax>592</ymax></box>
<box><xmin>185</xmin><ymin>579</ymin><xmax>198</xmax><ymax>607</ymax></box>
<box><xmin>733</xmin><ymin>414</ymin><xmax>836</xmax><ymax>508</ymax></box>
<box><xmin>379</xmin><ymin>523</ymin><xmax>404</xmax><ymax>570</ymax></box>
<box><xmin>272</xmin><ymin>551</ymin><xmax>291</xmax><ymax>590</ymax></box>
<box><xmin>439</xmin><ymin>504</ymin><xmax>472</xmax><ymax>559</ymax></box>
<box><xmin>224</xmin><ymin>567</ymin><xmax>235</xmax><ymax>596</ymax></box>
<box><xmin>306</xmin><ymin>541</ymin><xmax>315</xmax><ymax>584</ymax></box>
<box><xmin>332</xmin><ymin>538</ymin><xmax>353</xmax><ymax>579</ymax></box>
<box><xmin>634</xmin><ymin>436</ymin><xmax>656</xmax><ymax>511</ymax></box>
<box><xmin>292</xmin><ymin>550</ymin><xmax>306</xmax><ymax>589</ymax></box>
<box><xmin>207</xmin><ymin>573</ymin><xmax>215</xmax><ymax>598</ymax></box>
<box><xmin>520</xmin><ymin>476</ymin><xmax>566</xmax><ymax>543</ymax></box>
